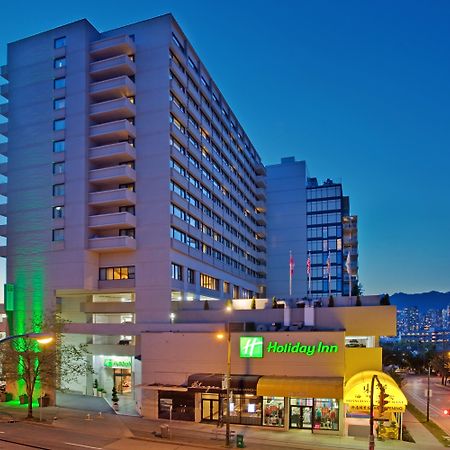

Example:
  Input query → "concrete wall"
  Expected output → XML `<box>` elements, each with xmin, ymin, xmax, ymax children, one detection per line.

<box><xmin>266</xmin><ymin>157</ymin><xmax>307</xmax><ymax>299</ymax></box>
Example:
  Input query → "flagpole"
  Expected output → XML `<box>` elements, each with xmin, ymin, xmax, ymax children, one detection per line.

<box><xmin>307</xmin><ymin>252</ymin><xmax>311</xmax><ymax>299</ymax></box>
<box><xmin>289</xmin><ymin>250</ymin><xmax>293</xmax><ymax>296</ymax></box>
<box><xmin>328</xmin><ymin>251</ymin><xmax>331</xmax><ymax>298</ymax></box>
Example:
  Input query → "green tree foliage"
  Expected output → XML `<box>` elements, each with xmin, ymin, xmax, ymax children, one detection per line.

<box><xmin>0</xmin><ymin>315</ymin><xmax>93</xmax><ymax>419</ymax></box>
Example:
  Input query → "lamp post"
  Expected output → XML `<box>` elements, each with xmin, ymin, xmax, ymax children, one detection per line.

<box><xmin>0</xmin><ymin>332</ymin><xmax>54</xmax><ymax>345</ymax></box>
<box><xmin>426</xmin><ymin>364</ymin><xmax>431</xmax><ymax>422</ymax></box>
<box><xmin>369</xmin><ymin>374</ymin><xmax>383</xmax><ymax>450</ymax></box>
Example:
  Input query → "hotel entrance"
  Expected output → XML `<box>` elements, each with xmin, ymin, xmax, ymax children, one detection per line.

<box><xmin>201</xmin><ymin>393</ymin><xmax>220</xmax><ymax>422</ymax></box>
<box><xmin>289</xmin><ymin>398</ymin><xmax>313</xmax><ymax>429</ymax></box>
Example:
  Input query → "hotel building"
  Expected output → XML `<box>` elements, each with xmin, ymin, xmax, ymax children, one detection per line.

<box><xmin>0</xmin><ymin>14</ymin><xmax>404</xmax><ymax>440</ymax></box>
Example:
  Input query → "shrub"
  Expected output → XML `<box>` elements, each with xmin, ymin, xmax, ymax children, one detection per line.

<box><xmin>328</xmin><ymin>295</ymin><xmax>334</xmax><ymax>307</ymax></box>
<box><xmin>356</xmin><ymin>295</ymin><xmax>362</xmax><ymax>306</ymax></box>
<box><xmin>250</xmin><ymin>297</ymin><xmax>256</xmax><ymax>309</ymax></box>
<box><xmin>272</xmin><ymin>297</ymin><xmax>278</xmax><ymax>309</ymax></box>
<box><xmin>380</xmin><ymin>294</ymin><xmax>390</xmax><ymax>305</ymax></box>
<box><xmin>203</xmin><ymin>300</ymin><xmax>209</xmax><ymax>310</ymax></box>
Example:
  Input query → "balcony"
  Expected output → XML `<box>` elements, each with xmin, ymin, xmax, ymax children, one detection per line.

<box><xmin>0</xmin><ymin>203</ymin><xmax>6</xmax><ymax>216</ymax></box>
<box><xmin>255</xmin><ymin>212</ymin><xmax>266</xmax><ymax>226</ymax></box>
<box><xmin>87</xmin><ymin>344</ymin><xmax>135</xmax><ymax>357</ymax></box>
<box><xmin>90</xmin><ymin>55</ymin><xmax>136</xmax><ymax>81</ymax></box>
<box><xmin>90</xmin><ymin>119</ymin><xmax>135</xmax><ymax>145</ymax></box>
<box><xmin>0</xmin><ymin>65</ymin><xmax>8</xmax><ymax>81</ymax></box>
<box><xmin>82</xmin><ymin>301</ymin><xmax>135</xmax><ymax>314</ymax></box>
<box><xmin>90</xmin><ymin>35</ymin><xmax>136</xmax><ymax>60</ymax></box>
<box><xmin>0</xmin><ymin>103</ymin><xmax>8</xmax><ymax>117</ymax></box>
<box><xmin>255</xmin><ymin>175</ymin><xmax>266</xmax><ymax>189</ymax></box>
<box><xmin>0</xmin><ymin>143</ymin><xmax>7</xmax><ymax>156</ymax></box>
<box><xmin>88</xmin><ymin>235</ymin><xmax>136</xmax><ymax>253</ymax></box>
<box><xmin>89</xmin><ymin>211</ymin><xmax>136</xmax><ymax>230</ymax></box>
<box><xmin>254</xmin><ymin>162</ymin><xmax>266</xmax><ymax>176</ymax></box>
<box><xmin>90</xmin><ymin>142</ymin><xmax>136</xmax><ymax>164</ymax></box>
<box><xmin>89</xmin><ymin>164</ymin><xmax>136</xmax><ymax>185</ymax></box>
<box><xmin>0</xmin><ymin>182</ymin><xmax>6</xmax><ymax>196</ymax></box>
<box><xmin>90</xmin><ymin>97</ymin><xmax>136</xmax><ymax>123</ymax></box>
<box><xmin>0</xmin><ymin>122</ymin><xmax>7</xmax><ymax>137</ymax></box>
<box><xmin>255</xmin><ymin>199</ymin><xmax>265</xmax><ymax>212</ymax></box>
<box><xmin>0</xmin><ymin>224</ymin><xmax>6</xmax><ymax>237</ymax></box>
<box><xmin>0</xmin><ymin>84</ymin><xmax>9</xmax><ymax>99</ymax></box>
<box><xmin>0</xmin><ymin>245</ymin><xmax>6</xmax><ymax>258</ymax></box>
<box><xmin>90</xmin><ymin>76</ymin><xmax>136</xmax><ymax>102</ymax></box>
<box><xmin>88</xmin><ymin>188</ymin><xmax>136</xmax><ymax>207</ymax></box>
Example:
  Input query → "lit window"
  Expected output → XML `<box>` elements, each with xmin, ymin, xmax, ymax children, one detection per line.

<box><xmin>54</xmin><ymin>57</ymin><xmax>66</xmax><ymax>69</ymax></box>
<box><xmin>53</xmin><ymin>119</ymin><xmax>65</xmax><ymax>131</ymax></box>
<box><xmin>54</xmin><ymin>77</ymin><xmax>66</xmax><ymax>89</ymax></box>
<box><xmin>171</xmin><ymin>263</ymin><xmax>183</xmax><ymax>281</ymax></box>
<box><xmin>53</xmin><ymin>140</ymin><xmax>65</xmax><ymax>152</ymax></box>
<box><xmin>99</xmin><ymin>266</ymin><xmax>135</xmax><ymax>280</ymax></box>
<box><xmin>54</xmin><ymin>98</ymin><xmax>66</xmax><ymax>110</ymax></box>
<box><xmin>54</xmin><ymin>36</ymin><xmax>66</xmax><ymax>49</ymax></box>
<box><xmin>53</xmin><ymin>161</ymin><xmax>65</xmax><ymax>174</ymax></box>
<box><xmin>52</xmin><ymin>228</ymin><xmax>64</xmax><ymax>241</ymax></box>
<box><xmin>200</xmin><ymin>273</ymin><xmax>219</xmax><ymax>291</ymax></box>
<box><xmin>52</xmin><ymin>206</ymin><xmax>64</xmax><ymax>218</ymax></box>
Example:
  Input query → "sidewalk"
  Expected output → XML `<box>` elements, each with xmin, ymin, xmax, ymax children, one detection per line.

<box><xmin>0</xmin><ymin>402</ymin><xmax>447</xmax><ymax>450</ymax></box>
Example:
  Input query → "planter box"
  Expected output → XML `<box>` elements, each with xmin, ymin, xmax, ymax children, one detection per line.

<box><xmin>19</xmin><ymin>394</ymin><xmax>28</xmax><ymax>404</ymax></box>
<box><xmin>0</xmin><ymin>392</ymin><xmax>12</xmax><ymax>402</ymax></box>
<box><xmin>39</xmin><ymin>396</ymin><xmax>50</xmax><ymax>407</ymax></box>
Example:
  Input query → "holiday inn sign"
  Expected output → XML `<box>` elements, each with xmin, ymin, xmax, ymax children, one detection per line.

<box><xmin>239</xmin><ymin>336</ymin><xmax>339</xmax><ymax>358</ymax></box>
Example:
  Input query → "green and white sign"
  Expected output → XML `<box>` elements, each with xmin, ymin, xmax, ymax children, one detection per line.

<box><xmin>240</xmin><ymin>336</ymin><xmax>264</xmax><ymax>358</ymax></box>
<box><xmin>239</xmin><ymin>336</ymin><xmax>339</xmax><ymax>358</ymax></box>
<box><xmin>104</xmin><ymin>357</ymin><xmax>132</xmax><ymax>369</ymax></box>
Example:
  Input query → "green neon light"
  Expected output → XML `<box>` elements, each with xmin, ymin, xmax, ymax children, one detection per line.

<box><xmin>266</xmin><ymin>341</ymin><xmax>339</xmax><ymax>356</ymax></box>
<box><xmin>240</xmin><ymin>336</ymin><xmax>263</xmax><ymax>358</ymax></box>
<box><xmin>104</xmin><ymin>357</ymin><xmax>132</xmax><ymax>369</ymax></box>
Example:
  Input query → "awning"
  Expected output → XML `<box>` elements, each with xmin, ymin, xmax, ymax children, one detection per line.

<box><xmin>344</xmin><ymin>370</ymin><xmax>407</xmax><ymax>413</ymax></box>
<box><xmin>257</xmin><ymin>376</ymin><xmax>344</xmax><ymax>399</ymax></box>
<box><xmin>187</xmin><ymin>373</ymin><xmax>260</xmax><ymax>394</ymax></box>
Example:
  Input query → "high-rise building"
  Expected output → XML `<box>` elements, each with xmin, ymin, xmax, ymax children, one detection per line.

<box><xmin>0</xmin><ymin>14</ymin><xmax>266</xmax><ymax>392</ymax></box>
<box><xmin>265</xmin><ymin>158</ymin><xmax>358</xmax><ymax>300</ymax></box>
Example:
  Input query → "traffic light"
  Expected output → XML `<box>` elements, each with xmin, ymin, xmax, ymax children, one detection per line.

<box><xmin>379</xmin><ymin>386</ymin><xmax>390</xmax><ymax>415</ymax></box>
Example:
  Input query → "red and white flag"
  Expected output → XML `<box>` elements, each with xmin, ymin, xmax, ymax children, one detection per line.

<box><xmin>289</xmin><ymin>251</ymin><xmax>295</xmax><ymax>276</ymax></box>
<box><xmin>306</xmin><ymin>253</ymin><xmax>311</xmax><ymax>275</ymax></box>
<box><xmin>325</xmin><ymin>251</ymin><xmax>331</xmax><ymax>275</ymax></box>
<box><xmin>345</xmin><ymin>251</ymin><xmax>351</xmax><ymax>275</ymax></box>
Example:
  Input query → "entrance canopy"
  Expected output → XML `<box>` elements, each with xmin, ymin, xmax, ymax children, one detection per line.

<box><xmin>344</xmin><ymin>370</ymin><xmax>408</xmax><ymax>413</ymax></box>
<box><xmin>257</xmin><ymin>376</ymin><xmax>343</xmax><ymax>399</ymax></box>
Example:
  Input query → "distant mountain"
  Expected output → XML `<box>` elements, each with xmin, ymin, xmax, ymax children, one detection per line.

<box><xmin>390</xmin><ymin>291</ymin><xmax>450</xmax><ymax>312</ymax></box>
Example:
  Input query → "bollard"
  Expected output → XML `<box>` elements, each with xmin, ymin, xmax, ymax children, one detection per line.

<box><xmin>85</xmin><ymin>413</ymin><xmax>92</xmax><ymax>421</ymax></box>
<box><xmin>97</xmin><ymin>412</ymin><xmax>103</xmax><ymax>419</ymax></box>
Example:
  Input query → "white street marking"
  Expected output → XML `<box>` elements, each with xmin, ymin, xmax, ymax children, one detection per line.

<box><xmin>64</xmin><ymin>443</ymin><xmax>102</xmax><ymax>450</ymax></box>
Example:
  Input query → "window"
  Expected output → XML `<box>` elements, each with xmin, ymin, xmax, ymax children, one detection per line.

<box><xmin>52</xmin><ymin>228</ymin><xmax>64</xmax><ymax>241</ymax></box>
<box><xmin>171</xmin><ymin>263</ymin><xmax>183</xmax><ymax>281</ymax></box>
<box><xmin>54</xmin><ymin>98</ymin><xmax>65</xmax><ymax>110</ymax></box>
<box><xmin>52</xmin><ymin>206</ymin><xmax>64</xmax><ymax>218</ymax></box>
<box><xmin>200</xmin><ymin>273</ymin><xmax>219</xmax><ymax>291</ymax></box>
<box><xmin>53</xmin><ymin>140</ymin><xmax>65</xmax><ymax>153</ymax></box>
<box><xmin>187</xmin><ymin>268</ymin><xmax>195</xmax><ymax>284</ymax></box>
<box><xmin>313</xmin><ymin>399</ymin><xmax>339</xmax><ymax>430</ymax></box>
<box><xmin>54</xmin><ymin>77</ymin><xmax>66</xmax><ymax>89</ymax></box>
<box><xmin>119</xmin><ymin>183</ymin><xmax>135</xmax><ymax>192</ymax></box>
<box><xmin>54</xmin><ymin>57</ymin><xmax>66</xmax><ymax>69</ymax></box>
<box><xmin>223</xmin><ymin>281</ymin><xmax>230</xmax><ymax>294</ymax></box>
<box><xmin>53</xmin><ymin>119</ymin><xmax>65</xmax><ymax>131</ymax></box>
<box><xmin>119</xmin><ymin>228</ymin><xmax>135</xmax><ymax>238</ymax></box>
<box><xmin>119</xmin><ymin>205</ymin><xmax>135</xmax><ymax>215</ymax></box>
<box><xmin>53</xmin><ymin>183</ymin><xmax>64</xmax><ymax>196</ymax></box>
<box><xmin>53</xmin><ymin>161</ymin><xmax>65</xmax><ymax>174</ymax></box>
<box><xmin>99</xmin><ymin>266</ymin><xmax>135</xmax><ymax>281</ymax></box>
<box><xmin>54</xmin><ymin>36</ymin><xmax>66</xmax><ymax>48</ymax></box>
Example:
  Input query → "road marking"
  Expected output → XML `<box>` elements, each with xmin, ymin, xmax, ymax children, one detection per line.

<box><xmin>0</xmin><ymin>431</ymin><xmax>5</xmax><ymax>433</ymax></box>
<box><xmin>64</xmin><ymin>444</ymin><xmax>102</xmax><ymax>450</ymax></box>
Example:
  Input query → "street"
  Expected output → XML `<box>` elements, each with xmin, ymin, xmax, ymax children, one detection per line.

<box><xmin>403</xmin><ymin>374</ymin><xmax>450</xmax><ymax>435</ymax></box>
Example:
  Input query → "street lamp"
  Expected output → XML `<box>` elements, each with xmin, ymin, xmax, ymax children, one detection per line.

<box><xmin>217</xmin><ymin>305</ymin><xmax>232</xmax><ymax>448</ymax></box>
<box><xmin>0</xmin><ymin>332</ymin><xmax>54</xmax><ymax>345</ymax></box>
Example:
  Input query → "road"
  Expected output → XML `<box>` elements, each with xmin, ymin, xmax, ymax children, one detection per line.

<box><xmin>403</xmin><ymin>374</ymin><xmax>450</xmax><ymax>435</ymax></box>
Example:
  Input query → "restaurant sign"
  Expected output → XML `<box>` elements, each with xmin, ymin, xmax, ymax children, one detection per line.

<box><xmin>240</xmin><ymin>336</ymin><xmax>338</xmax><ymax>358</ymax></box>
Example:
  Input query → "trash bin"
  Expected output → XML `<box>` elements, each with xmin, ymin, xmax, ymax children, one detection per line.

<box><xmin>161</xmin><ymin>424</ymin><xmax>170</xmax><ymax>439</ymax></box>
<box><xmin>236</xmin><ymin>433</ymin><xmax>245</xmax><ymax>448</ymax></box>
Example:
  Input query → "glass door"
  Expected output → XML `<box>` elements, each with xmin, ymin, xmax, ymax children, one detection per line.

<box><xmin>201</xmin><ymin>394</ymin><xmax>220</xmax><ymax>422</ymax></box>
<box><xmin>290</xmin><ymin>404</ymin><xmax>313</xmax><ymax>429</ymax></box>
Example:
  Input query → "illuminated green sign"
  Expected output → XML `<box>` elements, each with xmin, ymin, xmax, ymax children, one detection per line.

<box><xmin>240</xmin><ymin>337</ymin><xmax>339</xmax><ymax>358</ymax></box>
<box><xmin>104</xmin><ymin>357</ymin><xmax>132</xmax><ymax>369</ymax></box>
<box><xmin>240</xmin><ymin>336</ymin><xmax>264</xmax><ymax>358</ymax></box>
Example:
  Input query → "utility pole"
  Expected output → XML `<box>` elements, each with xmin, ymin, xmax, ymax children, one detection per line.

<box><xmin>426</xmin><ymin>364</ymin><xmax>431</xmax><ymax>422</ymax></box>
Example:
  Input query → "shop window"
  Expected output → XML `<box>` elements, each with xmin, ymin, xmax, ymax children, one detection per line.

<box><xmin>263</xmin><ymin>397</ymin><xmax>285</xmax><ymax>427</ymax></box>
<box><xmin>313</xmin><ymin>398</ymin><xmax>339</xmax><ymax>431</ymax></box>
<box><xmin>158</xmin><ymin>391</ymin><xmax>194</xmax><ymax>421</ymax></box>
<box><xmin>224</xmin><ymin>394</ymin><xmax>262</xmax><ymax>426</ymax></box>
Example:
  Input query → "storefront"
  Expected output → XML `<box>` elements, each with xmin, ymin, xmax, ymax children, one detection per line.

<box><xmin>92</xmin><ymin>355</ymin><xmax>134</xmax><ymax>397</ymax></box>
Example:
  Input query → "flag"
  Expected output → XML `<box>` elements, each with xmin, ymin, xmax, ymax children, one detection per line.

<box><xmin>326</xmin><ymin>251</ymin><xmax>331</xmax><ymax>275</ymax></box>
<box><xmin>289</xmin><ymin>251</ymin><xmax>295</xmax><ymax>276</ymax></box>
<box><xmin>306</xmin><ymin>253</ymin><xmax>311</xmax><ymax>275</ymax></box>
<box><xmin>345</xmin><ymin>250</ymin><xmax>351</xmax><ymax>275</ymax></box>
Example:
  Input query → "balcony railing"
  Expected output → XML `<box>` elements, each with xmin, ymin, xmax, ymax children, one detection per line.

<box><xmin>90</xmin><ymin>35</ymin><xmax>136</xmax><ymax>60</ymax></box>
<box><xmin>90</xmin><ymin>76</ymin><xmax>136</xmax><ymax>102</ymax></box>
<box><xmin>88</xmin><ymin>235</ymin><xmax>136</xmax><ymax>252</ymax></box>
<box><xmin>89</xmin><ymin>211</ymin><xmax>136</xmax><ymax>230</ymax></box>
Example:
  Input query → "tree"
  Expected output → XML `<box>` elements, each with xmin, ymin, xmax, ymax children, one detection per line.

<box><xmin>0</xmin><ymin>314</ymin><xmax>92</xmax><ymax>419</ymax></box>
<box><xmin>351</xmin><ymin>282</ymin><xmax>364</xmax><ymax>296</ymax></box>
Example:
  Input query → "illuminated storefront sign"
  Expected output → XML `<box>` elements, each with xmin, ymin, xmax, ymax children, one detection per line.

<box><xmin>240</xmin><ymin>337</ymin><xmax>339</xmax><ymax>358</ymax></box>
<box><xmin>104</xmin><ymin>357</ymin><xmax>132</xmax><ymax>369</ymax></box>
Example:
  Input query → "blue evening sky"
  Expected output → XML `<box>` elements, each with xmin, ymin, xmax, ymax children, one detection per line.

<box><xmin>0</xmin><ymin>0</ymin><xmax>449</xmax><ymax>295</ymax></box>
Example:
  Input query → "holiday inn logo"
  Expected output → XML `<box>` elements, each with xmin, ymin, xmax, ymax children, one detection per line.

<box><xmin>240</xmin><ymin>336</ymin><xmax>264</xmax><ymax>358</ymax></box>
<box><xmin>239</xmin><ymin>336</ymin><xmax>339</xmax><ymax>358</ymax></box>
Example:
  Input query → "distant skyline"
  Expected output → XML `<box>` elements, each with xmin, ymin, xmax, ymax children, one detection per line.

<box><xmin>0</xmin><ymin>0</ymin><xmax>449</xmax><ymax>295</ymax></box>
